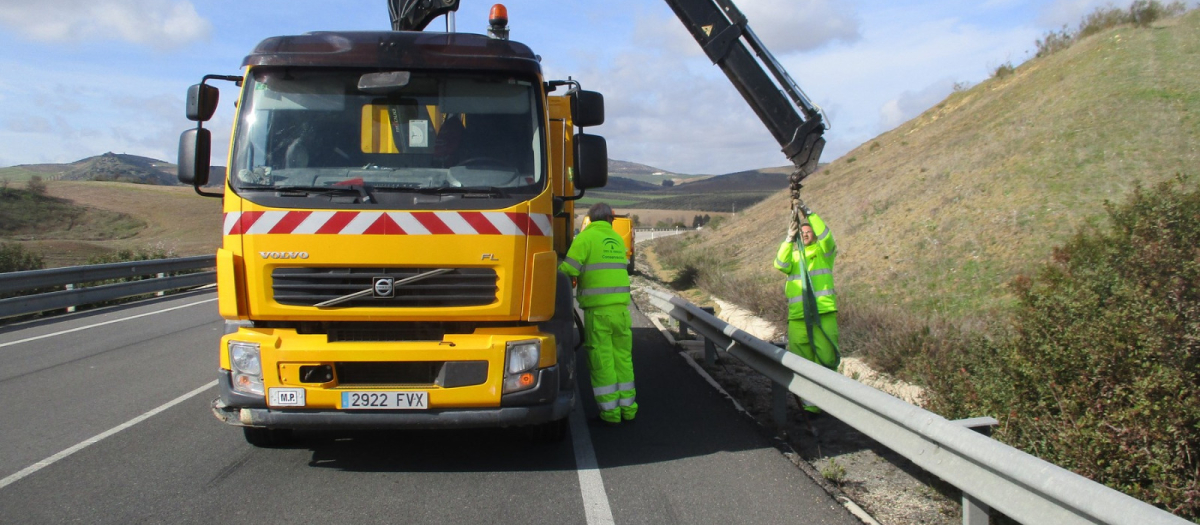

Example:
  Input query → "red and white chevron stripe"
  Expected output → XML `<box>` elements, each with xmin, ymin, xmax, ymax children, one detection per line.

<box><xmin>224</xmin><ymin>211</ymin><xmax>552</xmax><ymax>236</ymax></box>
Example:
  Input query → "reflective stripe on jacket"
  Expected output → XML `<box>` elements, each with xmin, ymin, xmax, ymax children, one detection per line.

<box><xmin>774</xmin><ymin>213</ymin><xmax>837</xmax><ymax>318</ymax></box>
<box><xmin>559</xmin><ymin>220</ymin><xmax>631</xmax><ymax>309</ymax></box>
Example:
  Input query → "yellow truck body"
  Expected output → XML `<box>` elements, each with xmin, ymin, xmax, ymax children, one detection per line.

<box><xmin>611</xmin><ymin>215</ymin><xmax>635</xmax><ymax>273</ymax></box>
<box><xmin>180</xmin><ymin>29</ymin><xmax>609</xmax><ymax>445</ymax></box>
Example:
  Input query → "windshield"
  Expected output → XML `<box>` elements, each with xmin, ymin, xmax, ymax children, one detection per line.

<box><xmin>229</xmin><ymin>68</ymin><xmax>545</xmax><ymax>208</ymax></box>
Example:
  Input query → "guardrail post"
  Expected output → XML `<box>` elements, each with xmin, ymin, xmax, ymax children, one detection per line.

<box><xmin>953</xmin><ymin>416</ymin><xmax>998</xmax><ymax>525</ymax></box>
<box><xmin>704</xmin><ymin>337</ymin><xmax>717</xmax><ymax>366</ymax></box>
<box><xmin>65</xmin><ymin>283</ymin><xmax>75</xmax><ymax>313</ymax></box>
<box><xmin>698</xmin><ymin>306</ymin><xmax>718</xmax><ymax>365</ymax></box>
<box><xmin>156</xmin><ymin>273</ymin><xmax>166</xmax><ymax>296</ymax></box>
<box><xmin>772</xmin><ymin>382</ymin><xmax>787</xmax><ymax>427</ymax></box>
<box><xmin>963</xmin><ymin>493</ymin><xmax>990</xmax><ymax>525</ymax></box>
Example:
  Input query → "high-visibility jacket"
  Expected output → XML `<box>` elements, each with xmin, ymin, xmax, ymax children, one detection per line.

<box><xmin>559</xmin><ymin>220</ymin><xmax>631</xmax><ymax>309</ymax></box>
<box><xmin>774</xmin><ymin>213</ymin><xmax>837</xmax><ymax>319</ymax></box>
<box><xmin>559</xmin><ymin>220</ymin><xmax>637</xmax><ymax>423</ymax></box>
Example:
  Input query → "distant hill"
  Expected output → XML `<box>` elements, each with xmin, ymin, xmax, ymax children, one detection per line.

<box><xmin>0</xmin><ymin>153</ymin><xmax>225</xmax><ymax>186</ymax></box>
<box><xmin>666</xmin><ymin>166</ymin><xmax>792</xmax><ymax>193</ymax></box>
<box><xmin>580</xmin><ymin>163</ymin><xmax>800</xmax><ymax>212</ymax></box>
<box><xmin>603</xmin><ymin>176</ymin><xmax>662</xmax><ymax>192</ymax></box>
<box><xmin>607</xmin><ymin>159</ymin><xmax>706</xmax><ymax>185</ymax></box>
<box><xmin>61</xmin><ymin>153</ymin><xmax>177</xmax><ymax>185</ymax></box>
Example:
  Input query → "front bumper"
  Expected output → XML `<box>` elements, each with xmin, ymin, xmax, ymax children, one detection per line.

<box><xmin>211</xmin><ymin>367</ymin><xmax>574</xmax><ymax>430</ymax></box>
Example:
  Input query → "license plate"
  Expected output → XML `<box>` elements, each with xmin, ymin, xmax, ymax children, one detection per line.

<box><xmin>269</xmin><ymin>388</ymin><xmax>306</xmax><ymax>407</ymax></box>
<box><xmin>340</xmin><ymin>391</ymin><xmax>429</xmax><ymax>410</ymax></box>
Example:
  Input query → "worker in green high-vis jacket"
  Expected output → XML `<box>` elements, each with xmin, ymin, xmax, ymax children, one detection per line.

<box><xmin>774</xmin><ymin>203</ymin><xmax>839</xmax><ymax>414</ymax></box>
<box><xmin>559</xmin><ymin>203</ymin><xmax>636</xmax><ymax>425</ymax></box>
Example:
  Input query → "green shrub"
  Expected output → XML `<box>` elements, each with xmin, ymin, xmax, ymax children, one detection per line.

<box><xmin>1035</xmin><ymin>26</ymin><xmax>1074</xmax><ymax>58</ymax></box>
<box><xmin>86</xmin><ymin>247</ymin><xmax>172</xmax><ymax>266</ymax></box>
<box><xmin>1079</xmin><ymin>5</ymin><xmax>1131</xmax><ymax>38</ymax></box>
<box><xmin>993</xmin><ymin>62</ymin><xmax>1016</xmax><ymax>79</ymax></box>
<box><xmin>0</xmin><ymin>243</ymin><xmax>44</xmax><ymax>274</ymax></box>
<box><xmin>1129</xmin><ymin>0</ymin><xmax>1188</xmax><ymax>28</ymax></box>
<box><xmin>1035</xmin><ymin>1</ymin><xmax>1190</xmax><ymax>58</ymax></box>
<box><xmin>0</xmin><ymin>243</ymin><xmax>47</xmax><ymax>301</ymax></box>
<box><xmin>920</xmin><ymin>177</ymin><xmax>1200</xmax><ymax>517</ymax></box>
<box><xmin>25</xmin><ymin>175</ymin><xmax>46</xmax><ymax>195</ymax></box>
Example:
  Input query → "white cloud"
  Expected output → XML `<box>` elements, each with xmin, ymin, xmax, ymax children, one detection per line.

<box><xmin>561</xmin><ymin>2</ymin><xmax>862</xmax><ymax>174</ymax></box>
<box><xmin>0</xmin><ymin>0</ymin><xmax>211</xmax><ymax>50</ymax></box>
<box><xmin>776</xmin><ymin>10</ymin><xmax>1040</xmax><ymax>160</ymax></box>
<box><xmin>0</xmin><ymin>57</ymin><xmax>202</xmax><ymax>166</ymax></box>
<box><xmin>640</xmin><ymin>0</ymin><xmax>861</xmax><ymax>60</ymax></box>
<box><xmin>739</xmin><ymin>0</ymin><xmax>862</xmax><ymax>52</ymax></box>
<box><xmin>577</xmin><ymin>44</ymin><xmax>782</xmax><ymax>174</ymax></box>
<box><xmin>879</xmin><ymin>78</ymin><xmax>957</xmax><ymax>130</ymax></box>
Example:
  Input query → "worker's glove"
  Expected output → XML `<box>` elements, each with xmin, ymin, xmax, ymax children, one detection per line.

<box><xmin>786</xmin><ymin>223</ymin><xmax>799</xmax><ymax>243</ymax></box>
<box><xmin>798</xmin><ymin>202</ymin><xmax>813</xmax><ymax>217</ymax></box>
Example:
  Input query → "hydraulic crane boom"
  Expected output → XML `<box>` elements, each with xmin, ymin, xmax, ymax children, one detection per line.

<box><xmin>388</xmin><ymin>0</ymin><xmax>460</xmax><ymax>31</ymax></box>
<box><xmin>388</xmin><ymin>0</ymin><xmax>826</xmax><ymax>179</ymax></box>
<box><xmin>663</xmin><ymin>0</ymin><xmax>827</xmax><ymax>179</ymax></box>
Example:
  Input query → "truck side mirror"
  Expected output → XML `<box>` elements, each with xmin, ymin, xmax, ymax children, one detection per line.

<box><xmin>178</xmin><ymin>128</ymin><xmax>211</xmax><ymax>186</ymax></box>
<box><xmin>572</xmin><ymin>90</ymin><xmax>604</xmax><ymax>128</ymax></box>
<box><xmin>186</xmin><ymin>84</ymin><xmax>220</xmax><ymax>122</ymax></box>
<box><xmin>574</xmin><ymin>134</ymin><xmax>607</xmax><ymax>190</ymax></box>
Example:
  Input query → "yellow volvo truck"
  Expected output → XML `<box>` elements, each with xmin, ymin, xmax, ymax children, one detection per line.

<box><xmin>177</xmin><ymin>2</ymin><xmax>608</xmax><ymax>446</ymax></box>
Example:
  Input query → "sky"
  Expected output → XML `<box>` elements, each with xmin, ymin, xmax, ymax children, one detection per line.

<box><xmin>0</xmin><ymin>0</ymin><xmax>1178</xmax><ymax>175</ymax></box>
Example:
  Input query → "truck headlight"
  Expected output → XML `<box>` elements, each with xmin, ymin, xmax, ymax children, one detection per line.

<box><xmin>503</xmin><ymin>340</ymin><xmax>540</xmax><ymax>394</ymax></box>
<box><xmin>228</xmin><ymin>341</ymin><xmax>264</xmax><ymax>396</ymax></box>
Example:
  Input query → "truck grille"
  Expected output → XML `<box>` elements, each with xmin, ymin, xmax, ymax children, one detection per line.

<box><xmin>335</xmin><ymin>361</ymin><xmax>488</xmax><ymax>388</ymax></box>
<box><xmin>272</xmin><ymin>267</ymin><xmax>497</xmax><ymax>308</ymax></box>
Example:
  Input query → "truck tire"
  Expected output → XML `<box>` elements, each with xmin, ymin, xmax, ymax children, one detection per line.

<box><xmin>243</xmin><ymin>427</ymin><xmax>293</xmax><ymax>448</ymax></box>
<box><xmin>541</xmin><ymin>271</ymin><xmax>578</xmax><ymax>391</ymax></box>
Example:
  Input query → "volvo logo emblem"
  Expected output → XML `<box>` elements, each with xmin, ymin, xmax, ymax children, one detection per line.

<box><xmin>372</xmin><ymin>277</ymin><xmax>394</xmax><ymax>298</ymax></box>
<box><xmin>259</xmin><ymin>251</ymin><xmax>309</xmax><ymax>259</ymax></box>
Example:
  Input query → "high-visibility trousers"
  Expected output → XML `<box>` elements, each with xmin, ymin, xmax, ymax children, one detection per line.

<box><xmin>788</xmin><ymin>312</ymin><xmax>840</xmax><ymax>413</ymax></box>
<box><xmin>584</xmin><ymin>304</ymin><xmax>637</xmax><ymax>423</ymax></box>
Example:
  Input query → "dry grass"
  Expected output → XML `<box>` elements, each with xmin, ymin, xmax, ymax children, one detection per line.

<box><xmin>14</xmin><ymin>181</ymin><xmax>223</xmax><ymax>267</ymax></box>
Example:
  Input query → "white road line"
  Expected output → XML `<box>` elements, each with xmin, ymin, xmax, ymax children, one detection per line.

<box><xmin>570</xmin><ymin>402</ymin><xmax>615</xmax><ymax>525</ymax></box>
<box><xmin>0</xmin><ymin>380</ymin><xmax>217</xmax><ymax>490</ymax></box>
<box><xmin>0</xmin><ymin>298</ymin><xmax>218</xmax><ymax>349</ymax></box>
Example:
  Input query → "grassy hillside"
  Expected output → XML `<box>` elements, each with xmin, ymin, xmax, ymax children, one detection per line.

<box><xmin>689</xmin><ymin>10</ymin><xmax>1200</xmax><ymax>318</ymax></box>
<box><xmin>2</xmin><ymin>181</ymin><xmax>223</xmax><ymax>268</ymax></box>
<box><xmin>0</xmin><ymin>187</ymin><xmax>143</xmax><ymax>241</ymax></box>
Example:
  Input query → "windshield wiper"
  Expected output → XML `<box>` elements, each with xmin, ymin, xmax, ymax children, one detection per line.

<box><xmin>366</xmin><ymin>185</ymin><xmax>511</xmax><ymax>198</ymax></box>
<box><xmin>422</xmin><ymin>186</ymin><xmax>511</xmax><ymax>197</ymax></box>
<box><xmin>274</xmin><ymin>185</ymin><xmax>374</xmax><ymax>203</ymax></box>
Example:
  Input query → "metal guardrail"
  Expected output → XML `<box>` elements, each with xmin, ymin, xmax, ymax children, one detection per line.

<box><xmin>646</xmin><ymin>288</ymin><xmax>1189</xmax><ymax>525</ymax></box>
<box><xmin>633</xmin><ymin>228</ymin><xmax>688</xmax><ymax>243</ymax></box>
<box><xmin>0</xmin><ymin>256</ymin><xmax>216</xmax><ymax>319</ymax></box>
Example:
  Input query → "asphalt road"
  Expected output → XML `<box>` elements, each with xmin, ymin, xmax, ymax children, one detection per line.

<box><xmin>0</xmin><ymin>289</ymin><xmax>857</xmax><ymax>524</ymax></box>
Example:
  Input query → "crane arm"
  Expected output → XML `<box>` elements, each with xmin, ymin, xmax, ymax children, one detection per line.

<box><xmin>662</xmin><ymin>0</ymin><xmax>827</xmax><ymax>179</ymax></box>
<box><xmin>388</xmin><ymin>0</ymin><xmax>460</xmax><ymax>31</ymax></box>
